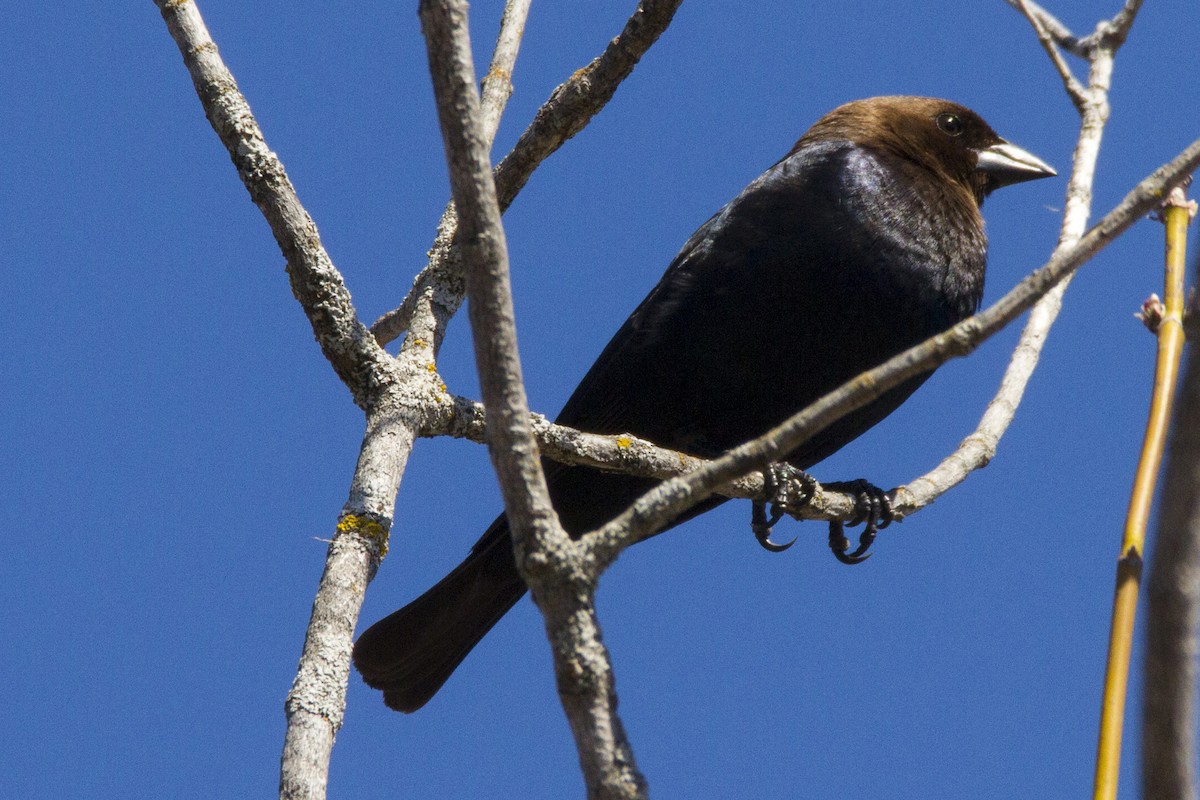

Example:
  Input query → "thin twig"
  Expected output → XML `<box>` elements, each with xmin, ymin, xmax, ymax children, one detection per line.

<box><xmin>370</xmin><ymin>0</ymin><xmax>532</xmax><ymax>346</ymax></box>
<box><xmin>1102</xmin><ymin>0</ymin><xmax>1146</xmax><ymax>49</ymax></box>
<box><xmin>902</xmin><ymin>0</ymin><xmax>1127</xmax><ymax>536</ymax></box>
<box><xmin>480</xmin><ymin>0</ymin><xmax>532</xmax><ymax>142</ymax></box>
<box><xmin>490</xmin><ymin>0</ymin><xmax>684</xmax><ymax>212</ymax></box>
<box><xmin>1015</xmin><ymin>0</ymin><xmax>1088</xmax><ymax>110</ymax></box>
<box><xmin>418</xmin><ymin>2</ymin><xmax>648</xmax><ymax>797</ymax></box>
<box><xmin>1003</xmin><ymin>0</ymin><xmax>1085</xmax><ymax>54</ymax></box>
<box><xmin>371</xmin><ymin>0</ymin><xmax>685</xmax><ymax>348</ymax></box>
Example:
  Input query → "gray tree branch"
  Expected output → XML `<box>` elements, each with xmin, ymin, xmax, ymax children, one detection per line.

<box><xmin>426</xmin><ymin>394</ymin><xmax>864</xmax><ymax>519</ymax></box>
<box><xmin>153</xmin><ymin>2</ymin><xmax>535</xmax><ymax>797</ymax></box>
<box><xmin>371</xmin><ymin>0</ymin><xmax>685</xmax><ymax>348</ymax></box>
<box><xmin>1002</xmin><ymin>0</ymin><xmax>1084</xmax><ymax>54</ymax></box>
<box><xmin>1015</xmin><ymin>0</ymin><xmax>1088</xmax><ymax>109</ymax></box>
<box><xmin>898</xmin><ymin>0</ymin><xmax>1131</xmax><ymax>521</ymax></box>
<box><xmin>157</xmin><ymin>0</ymin><xmax>1192</xmax><ymax>796</ymax></box>
<box><xmin>369</xmin><ymin>0</ymin><xmax>531</xmax><ymax>349</ymax></box>
<box><xmin>417</xmin><ymin>2</ymin><xmax>648</xmax><ymax>797</ymax></box>
<box><xmin>154</xmin><ymin>0</ymin><xmax>393</xmax><ymax>411</ymax></box>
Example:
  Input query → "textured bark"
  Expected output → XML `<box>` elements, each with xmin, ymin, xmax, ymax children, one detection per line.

<box><xmin>418</xmin><ymin>2</ymin><xmax>648</xmax><ymax>796</ymax></box>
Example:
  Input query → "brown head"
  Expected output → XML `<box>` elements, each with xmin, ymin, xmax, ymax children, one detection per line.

<box><xmin>792</xmin><ymin>96</ymin><xmax>1055</xmax><ymax>207</ymax></box>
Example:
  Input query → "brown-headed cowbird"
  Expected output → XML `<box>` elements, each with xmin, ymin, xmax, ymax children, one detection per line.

<box><xmin>354</xmin><ymin>96</ymin><xmax>1055</xmax><ymax>712</ymax></box>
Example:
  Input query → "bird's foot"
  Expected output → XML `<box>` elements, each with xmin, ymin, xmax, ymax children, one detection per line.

<box><xmin>823</xmin><ymin>479</ymin><xmax>894</xmax><ymax>565</ymax></box>
<box><xmin>750</xmin><ymin>463</ymin><xmax>818</xmax><ymax>553</ymax></box>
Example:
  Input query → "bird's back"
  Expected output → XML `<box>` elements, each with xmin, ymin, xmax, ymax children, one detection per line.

<box><xmin>556</xmin><ymin>139</ymin><xmax>986</xmax><ymax>473</ymax></box>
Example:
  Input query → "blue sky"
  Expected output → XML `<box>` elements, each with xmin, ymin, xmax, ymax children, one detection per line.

<box><xmin>2</xmin><ymin>1</ymin><xmax>1197</xmax><ymax>798</ymax></box>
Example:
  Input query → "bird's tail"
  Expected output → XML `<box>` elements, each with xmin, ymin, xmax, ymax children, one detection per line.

<box><xmin>352</xmin><ymin>517</ymin><xmax>526</xmax><ymax>713</ymax></box>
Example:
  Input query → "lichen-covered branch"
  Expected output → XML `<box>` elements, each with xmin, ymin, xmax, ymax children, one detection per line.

<box><xmin>154</xmin><ymin>3</ymin><xmax>521</xmax><ymax>797</ymax></box>
<box><xmin>280</xmin><ymin>406</ymin><xmax>414</xmax><ymax>800</ymax></box>
<box><xmin>418</xmin><ymin>2</ymin><xmax>648</xmax><ymax>797</ymax></box>
<box><xmin>154</xmin><ymin>0</ymin><xmax>392</xmax><ymax>410</ymax></box>
<box><xmin>429</xmin><ymin>394</ymin><xmax>863</xmax><ymax>519</ymax></box>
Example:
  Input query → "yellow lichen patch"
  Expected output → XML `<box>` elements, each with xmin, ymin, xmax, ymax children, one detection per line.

<box><xmin>337</xmin><ymin>514</ymin><xmax>389</xmax><ymax>556</ymax></box>
<box><xmin>616</xmin><ymin>435</ymin><xmax>632</xmax><ymax>449</ymax></box>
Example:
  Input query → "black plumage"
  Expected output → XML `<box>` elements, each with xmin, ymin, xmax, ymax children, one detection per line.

<box><xmin>354</xmin><ymin>96</ymin><xmax>1055</xmax><ymax>712</ymax></box>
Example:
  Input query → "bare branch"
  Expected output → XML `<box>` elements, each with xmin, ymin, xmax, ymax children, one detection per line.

<box><xmin>154</xmin><ymin>0</ymin><xmax>393</xmax><ymax>410</ymax></box>
<box><xmin>1101</xmin><ymin>0</ymin><xmax>1145</xmax><ymax>49</ymax></box>
<box><xmin>418</xmin><ymin>0</ymin><xmax>555</xmax><ymax>555</ymax></box>
<box><xmin>480</xmin><ymin>0</ymin><xmax>532</xmax><ymax>141</ymax></box>
<box><xmin>369</xmin><ymin>0</ymin><xmax>531</xmax><ymax>347</ymax></box>
<box><xmin>371</xmin><ymin>0</ymin><xmax>685</xmax><ymax>348</ymax></box>
<box><xmin>154</xmin><ymin>3</ymin><xmax>507</xmax><ymax>794</ymax></box>
<box><xmin>1003</xmin><ymin>0</ymin><xmax>1085</xmax><ymax>55</ymax></box>
<box><xmin>490</xmin><ymin>0</ymin><xmax>684</xmax><ymax>212</ymax></box>
<box><xmin>276</xmin><ymin>0</ymin><xmax>544</xmax><ymax>785</ymax></box>
<box><xmin>899</xmin><ymin>278</ymin><xmax>1068</xmax><ymax>514</ymax></box>
<box><xmin>418</xmin><ymin>2</ymin><xmax>647</xmax><ymax>797</ymax></box>
<box><xmin>901</xmin><ymin>0</ymin><xmax>1137</xmax><ymax>533</ymax></box>
<box><xmin>1015</xmin><ymin>0</ymin><xmax>1088</xmax><ymax>110</ymax></box>
<box><xmin>1017</xmin><ymin>0</ymin><xmax>1145</xmax><ymax>56</ymax></box>
<box><xmin>587</xmin><ymin>138</ymin><xmax>1200</xmax><ymax>562</ymax></box>
<box><xmin>430</xmin><ymin>394</ymin><xmax>863</xmax><ymax>520</ymax></box>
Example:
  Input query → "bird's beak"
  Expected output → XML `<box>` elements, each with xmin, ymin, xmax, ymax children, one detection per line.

<box><xmin>975</xmin><ymin>141</ymin><xmax>1057</xmax><ymax>188</ymax></box>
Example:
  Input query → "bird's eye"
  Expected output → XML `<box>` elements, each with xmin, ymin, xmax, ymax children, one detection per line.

<box><xmin>936</xmin><ymin>112</ymin><xmax>964</xmax><ymax>136</ymax></box>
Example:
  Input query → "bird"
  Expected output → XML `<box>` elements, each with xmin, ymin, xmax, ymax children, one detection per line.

<box><xmin>354</xmin><ymin>96</ymin><xmax>1056</xmax><ymax>712</ymax></box>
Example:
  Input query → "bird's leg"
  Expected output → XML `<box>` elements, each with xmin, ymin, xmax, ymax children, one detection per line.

<box><xmin>750</xmin><ymin>463</ymin><xmax>817</xmax><ymax>553</ymax></box>
<box><xmin>823</xmin><ymin>479</ymin><xmax>895</xmax><ymax>565</ymax></box>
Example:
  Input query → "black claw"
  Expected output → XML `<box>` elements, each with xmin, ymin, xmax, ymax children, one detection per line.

<box><xmin>751</xmin><ymin>500</ymin><xmax>795</xmax><ymax>552</ymax></box>
<box><xmin>750</xmin><ymin>469</ymin><xmax>893</xmax><ymax>561</ymax></box>
<box><xmin>829</xmin><ymin>519</ymin><xmax>873</xmax><ymax>565</ymax></box>
<box><xmin>749</xmin><ymin>464</ymin><xmax>816</xmax><ymax>553</ymax></box>
<box><xmin>824</xmin><ymin>479</ymin><xmax>894</xmax><ymax>565</ymax></box>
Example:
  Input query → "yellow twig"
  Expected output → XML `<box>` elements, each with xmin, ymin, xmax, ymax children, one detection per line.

<box><xmin>1093</xmin><ymin>183</ymin><xmax>1193</xmax><ymax>800</ymax></box>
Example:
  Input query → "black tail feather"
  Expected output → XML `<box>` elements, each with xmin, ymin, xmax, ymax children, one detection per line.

<box><xmin>352</xmin><ymin>518</ymin><xmax>525</xmax><ymax>713</ymax></box>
